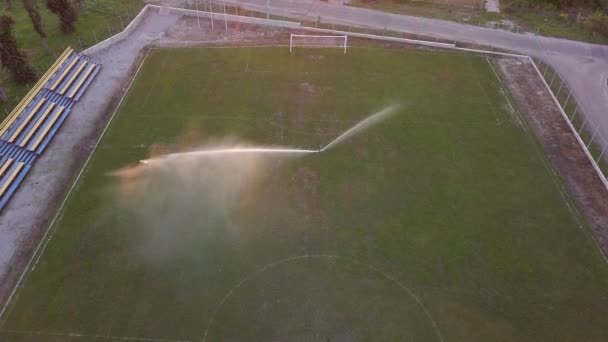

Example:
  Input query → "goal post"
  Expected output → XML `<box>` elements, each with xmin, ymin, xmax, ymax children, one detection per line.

<box><xmin>290</xmin><ymin>34</ymin><xmax>348</xmax><ymax>54</ymax></box>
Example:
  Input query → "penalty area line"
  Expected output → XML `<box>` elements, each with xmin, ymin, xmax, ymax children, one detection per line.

<box><xmin>0</xmin><ymin>49</ymin><xmax>152</xmax><ymax>323</ymax></box>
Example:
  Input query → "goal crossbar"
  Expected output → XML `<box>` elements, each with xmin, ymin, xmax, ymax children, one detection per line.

<box><xmin>290</xmin><ymin>34</ymin><xmax>348</xmax><ymax>53</ymax></box>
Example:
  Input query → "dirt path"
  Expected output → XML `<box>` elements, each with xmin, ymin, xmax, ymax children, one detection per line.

<box><xmin>485</xmin><ymin>0</ymin><xmax>500</xmax><ymax>13</ymax></box>
<box><xmin>0</xmin><ymin>8</ymin><xmax>181</xmax><ymax>306</ymax></box>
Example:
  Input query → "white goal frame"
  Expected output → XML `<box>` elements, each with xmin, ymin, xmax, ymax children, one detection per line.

<box><xmin>289</xmin><ymin>34</ymin><xmax>348</xmax><ymax>54</ymax></box>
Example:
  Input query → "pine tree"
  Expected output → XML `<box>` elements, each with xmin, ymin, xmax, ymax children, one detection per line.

<box><xmin>0</xmin><ymin>16</ymin><xmax>36</xmax><ymax>84</ymax></box>
<box><xmin>22</xmin><ymin>0</ymin><xmax>50</xmax><ymax>54</ymax></box>
<box><xmin>46</xmin><ymin>0</ymin><xmax>77</xmax><ymax>34</ymax></box>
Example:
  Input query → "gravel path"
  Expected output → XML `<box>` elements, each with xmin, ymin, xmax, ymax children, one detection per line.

<box><xmin>0</xmin><ymin>8</ymin><xmax>181</xmax><ymax>298</ymax></box>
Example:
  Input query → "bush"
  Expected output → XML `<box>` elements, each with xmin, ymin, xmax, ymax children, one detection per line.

<box><xmin>585</xmin><ymin>11</ymin><xmax>608</xmax><ymax>36</ymax></box>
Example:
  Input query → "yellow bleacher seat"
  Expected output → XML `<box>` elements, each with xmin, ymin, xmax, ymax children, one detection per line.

<box><xmin>0</xmin><ymin>162</ymin><xmax>24</xmax><ymax>198</ymax></box>
<box><xmin>59</xmin><ymin>61</ymin><xmax>88</xmax><ymax>95</ymax></box>
<box><xmin>68</xmin><ymin>64</ymin><xmax>96</xmax><ymax>99</ymax></box>
<box><xmin>0</xmin><ymin>47</ymin><xmax>72</xmax><ymax>137</ymax></box>
<box><xmin>19</xmin><ymin>102</ymin><xmax>56</xmax><ymax>147</ymax></box>
<box><xmin>0</xmin><ymin>158</ymin><xmax>14</xmax><ymax>178</ymax></box>
<box><xmin>8</xmin><ymin>98</ymin><xmax>47</xmax><ymax>143</ymax></box>
<box><xmin>50</xmin><ymin>56</ymin><xmax>80</xmax><ymax>91</ymax></box>
<box><xmin>29</xmin><ymin>106</ymin><xmax>65</xmax><ymax>151</ymax></box>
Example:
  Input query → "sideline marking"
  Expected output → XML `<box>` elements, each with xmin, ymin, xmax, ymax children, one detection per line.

<box><xmin>202</xmin><ymin>254</ymin><xmax>444</xmax><ymax>342</ymax></box>
<box><xmin>0</xmin><ymin>329</ymin><xmax>190</xmax><ymax>342</ymax></box>
<box><xmin>0</xmin><ymin>50</ymin><xmax>152</xmax><ymax>323</ymax></box>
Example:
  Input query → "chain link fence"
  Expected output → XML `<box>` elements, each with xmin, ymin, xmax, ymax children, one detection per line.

<box><xmin>532</xmin><ymin>57</ymin><xmax>608</xmax><ymax>179</ymax></box>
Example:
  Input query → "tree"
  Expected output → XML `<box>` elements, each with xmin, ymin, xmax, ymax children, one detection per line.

<box><xmin>0</xmin><ymin>86</ymin><xmax>7</xmax><ymax>103</ymax></box>
<box><xmin>22</xmin><ymin>0</ymin><xmax>49</xmax><ymax>54</ymax></box>
<box><xmin>46</xmin><ymin>0</ymin><xmax>77</xmax><ymax>34</ymax></box>
<box><xmin>0</xmin><ymin>16</ymin><xmax>36</xmax><ymax>84</ymax></box>
<box><xmin>76</xmin><ymin>0</ymin><xmax>86</xmax><ymax>15</ymax></box>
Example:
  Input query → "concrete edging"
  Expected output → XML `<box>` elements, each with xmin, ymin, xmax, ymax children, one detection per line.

<box><xmin>83</xmin><ymin>4</ymin><xmax>152</xmax><ymax>55</ymax></box>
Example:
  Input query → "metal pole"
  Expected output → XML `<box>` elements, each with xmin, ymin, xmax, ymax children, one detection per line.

<box><xmin>209</xmin><ymin>0</ymin><xmax>214</xmax><ymax>30</ymax></box>
<box><xmin>289</xmin><ymin>34</ymin><xmax>292</xmax><ymax>53</ymax></box>
<box><xmin>107</xmin><ymin>22</ymin><xmax>112</xmax><ymax>36</ymax></box>
<box><xmin>596</xmin><ymin>140</ymin><xmax>608</xmax><ymax>163</ymax></box>
<box><xmin>223</xmin><ymin>0</ymin><xmax>228</xmax><ymax>31</ymax></box>
<box><xmin>93</xmin><ymin>30</ymin><xmax>98</xmax><ymax>43</ymax></box>
<box><xmin>267</xmin><ymin>0</ymin><xmax>269</xmax><ymax>19</ymax></box>
<box><xmin>563</xmin><ymin>90</ymin><xmax>572</xmax><ymax>108</ymax></box>
<box><xmin>549</xmin><ymin>71</ymin><xmax>557</xmax><ymax>88</ymax></box>
<box><xmin>570</xmin><ymin>105</ymin><xmax>579</xmax><ymax>121</ymax></box>
<box><xmin>195</xmin><ymin>0</ymin><xmax>201</xmax><ymax>28</ymax></box>
<box><xmin>587</xmin><ymin>127</ymin><xmax>599</xmax><ymax>149</ymax></box>
<box><xmin>344</xmin><ymin>36</ymin><xmax>347</xmax><ymax>54</ymax></box>
<box><xmin>543</xmin><ymin>63</ymin><xmax>549</xmax><ymax>78</ymax></box>
<box><xmin>578</xmin><ymin>116</ymin><xmax>588</xmax><ymax>135</ymax></box>
<box><xmin>556</xmin><ymin>80</ymin><xmax>564</xmax><ymax>98</ymax></box>
<box><xmin>119</xmin><ymin>15</ymin><xmax>124</xmax><ymax>30</ymax></box>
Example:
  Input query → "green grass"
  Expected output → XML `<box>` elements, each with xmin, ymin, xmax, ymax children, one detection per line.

<box><xmin>1</xmin><ymin>47</ymin><xmax>608</xmax><ymax>341</ymax></box>
<box><xmin>0</xmin><ymin>0</ymin><xmax>144</xmax><ymax>117</ymax></box>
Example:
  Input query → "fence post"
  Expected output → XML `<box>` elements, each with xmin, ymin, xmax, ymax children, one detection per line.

<box><xmin>587</xmin><ymin>127</ymin><xmax>599</xmax><ymax>149</ymax></box>
<box><xmin>578</xmin><ymin>115</ymin><xmax>588</xmax><ymax>135</ymax></box>
<box><xmin>93</xmin><ymin>30</ymin><xmax>98</xmax><ymax>43</ymax></box>
<box><xmin>570</xmin><ymin>105</ymin><xmax>579</xmax><ymax>121</ymax></box>
<box><xmin>563</xmin><ymin>90</ymin><xmax>572</xmax><ymax>108</ymax></box>
<box><xmin>596</xmin><ymin>139</ymin><xmax>608</xmax><ymax>163</ymax></box>
<box><xmin>549</xmin><ymin>71</ymin><xmax>557</xmax><ymax>88</ymax></box>
<box><xmin>107</xmin><ymin>22</ymin><xmax>112</xmax><ymax>36</ymax></box>
<box><xmin>119</xmin><ymin>15</ymin><xmax>124</xmax><ymax>30</ymax></box>
<box><xmin>543</xmin><ymin>63</ymin><xmax>549</xmax><ymax>78</ymax></box>
<box><xmin>556</xmin><ymin>80</ymin><xmax>564</xmax><ymax>98</ymax></box>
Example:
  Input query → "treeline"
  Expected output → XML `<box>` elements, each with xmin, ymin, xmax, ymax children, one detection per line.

<box><xmin>504</xmin><ymin>0</ymin><xmax>608</xmax><ymax>37</ymax></box>
<box><xmin>0</xmin><ymin>0</ymin><xmax>78</xmax><ymax>92</ymax></box>
<box><xmin>503</xmin><ymin>0</ymin><xmax>608</xmax><ymax>11</ymax></box>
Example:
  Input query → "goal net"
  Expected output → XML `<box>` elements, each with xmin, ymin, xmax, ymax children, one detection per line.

<box><xmin>290</xmin><ymin>34</ymin><xmax>348</xmax><ymax>53</ymax></box>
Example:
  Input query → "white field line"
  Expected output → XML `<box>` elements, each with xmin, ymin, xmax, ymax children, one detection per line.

<box><xmin>486</xmin><ymin>57</ymin><xmax>587</xmax><ymax>232</ymax></box>
<box><xmin>0</xmin><ymin>50</ymin><xmax>152</xmax><ymax>323</ymax></box>
<box><xmin>0</xmin><ymin>329</ymin><xmax>191</xmax><ymax>342</ymax></box>
<box><xmin>485</xmin><ymin>57</ymin><xmax>517</xmax><ymax>126</ymax></box>
<box><xmin>201</xmin><ymin>254</ymin><xmax>444</xmax><ymax>342</ymax></box>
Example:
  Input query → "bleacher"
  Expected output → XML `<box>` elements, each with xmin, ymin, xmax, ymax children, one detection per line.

<box><xmin>0</xmin><ymin>47</ymin><xmax>101</xmax><ymax>211</ymax></box>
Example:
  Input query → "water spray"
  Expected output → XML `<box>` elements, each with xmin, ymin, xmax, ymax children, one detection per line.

<box><xmin>136</xmin><ymin>104</ymin><xmax>401</xmax><ymax>167</ymax></box>
<box><xmin>319</xmin><ymin>104</ymin><xmax>401</xmax><ymax>152</ymax></box>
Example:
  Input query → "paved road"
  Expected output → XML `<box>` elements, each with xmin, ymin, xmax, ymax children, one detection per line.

<box><xmin>223</xmin><ymin>0</ymin><xmax>608</xmax><ymax>149</ymax></box>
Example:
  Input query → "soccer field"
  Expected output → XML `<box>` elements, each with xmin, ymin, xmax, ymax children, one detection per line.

<box><xmin>1</xmin><ymin>47</ymin><xmax>608</xmax><ymax>341</ymax></box>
